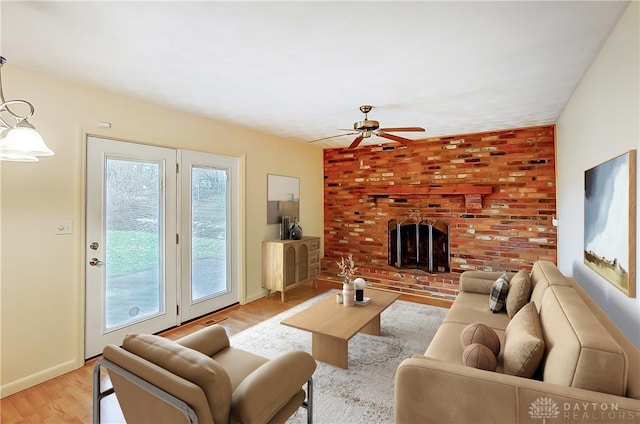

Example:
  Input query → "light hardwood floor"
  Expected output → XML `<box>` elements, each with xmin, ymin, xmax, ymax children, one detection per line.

<box><xmin>1</xmin><ymin>280</ymin><xmax>449</xmax><ymax>423</ymax></box>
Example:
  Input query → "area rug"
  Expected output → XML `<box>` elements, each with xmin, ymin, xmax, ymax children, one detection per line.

<box><xmin>229</xmin><ymin>291</ymin><xmax>448</xmax><ymax>424</ymax></box>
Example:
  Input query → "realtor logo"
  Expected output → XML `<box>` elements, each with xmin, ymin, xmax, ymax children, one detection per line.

<box><xmin>529</xmin><ymin>397</ymin><xmax>638</xmax><ymax>422</ymax></box>
<box><xmin>529</xmin><ymin>397</ymin><xmax>560</xmax><ymax>423</ymax></box>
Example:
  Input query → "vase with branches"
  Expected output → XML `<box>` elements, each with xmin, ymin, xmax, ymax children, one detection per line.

<box><xmin>336</xmin><ymin>254</ymin><xmax>358</xmax><ymax>306</ymax></box>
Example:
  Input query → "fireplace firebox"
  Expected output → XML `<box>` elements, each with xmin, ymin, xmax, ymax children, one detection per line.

<box><xmin>388</xmin><ymin>220</ymin><xmax>449</xmax><ymax>273</ymax></box>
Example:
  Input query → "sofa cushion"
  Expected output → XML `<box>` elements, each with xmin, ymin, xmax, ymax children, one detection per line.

<box><xmin>462</xmin><ymin>343</ymin><xmax>497</xmax><ymax>371</ymax></box>
<box><xmin>460</xmin><ymin>271</ymin><xmax>510</xmax><ymax>294</ymax></box>
<box><xmin>503</xmin><ymin>302</ymin><xmax>545</xmax><ymax>378</ymax></box>
<box><xmin>461</xmin><ymin>322</ymin><xmax>501</xmax><ymax>356</ymax></box>
<box><xmin>539</xmin><ymin>285</ymin><xmax>628</xmax><ymax>396</ymax></box>
<box><xmin>529</xmin><ymin>260</ymin><xmax>571</xmax><ymax>311</ymax></box>
<box><xmin>489</xmin><ymin>274</ymin><xmax>510</xmax><ymax>313</ymax></box>
<box><xmin>443</xmin><ymin>291</ymin><xmax>511</xmax><ymax>331</ymax></box>
<box><xmin>505</xmin><ymin>269</ymin><xmax>532</xmax><ymax>318</ymax></box>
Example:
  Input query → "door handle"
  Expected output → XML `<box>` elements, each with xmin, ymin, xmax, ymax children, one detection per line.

<box><xmin>89</xmin><ymin>258</ymin><xmax>104</xmax><ymax>266</ymax></box>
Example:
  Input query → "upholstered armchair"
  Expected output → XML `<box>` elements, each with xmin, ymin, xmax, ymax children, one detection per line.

<box><xmin>92</xmin><ymin>324</ymin><xmax>316</xmax><ymax>424</ymax></box>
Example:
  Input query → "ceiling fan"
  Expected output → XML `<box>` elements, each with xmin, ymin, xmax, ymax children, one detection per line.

<box><xmin>308</xmin><ymin>105</ymin><xmax>426</xmax><ymax>149</ymax></box>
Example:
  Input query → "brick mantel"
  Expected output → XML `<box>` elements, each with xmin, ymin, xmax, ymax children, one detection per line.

<box><xmin>322</xmin><ymin>125</ymin><xmax>557</xmax><ymax>301</ymax></box>
<box><xmin>353</xmin><ymin>184</ymin><xmax>493</xmax><ymax>196</ymax></box>
<box><xmin>353</xmin><ymin>184</ymin><xmax>493</xmax><ymax>208</ymax></box>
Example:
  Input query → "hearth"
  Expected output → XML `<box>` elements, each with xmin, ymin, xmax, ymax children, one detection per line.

<box><xmin>388</xmin><ymin>219</ymin><xmax>450</xmax><ymax>273</ymax></box>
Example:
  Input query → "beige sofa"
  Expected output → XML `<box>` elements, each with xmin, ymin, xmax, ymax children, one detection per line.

<box><xmin>395</xmin><ymin>261</ymin><xmax>640</xmax><ymax>423</ymax></box>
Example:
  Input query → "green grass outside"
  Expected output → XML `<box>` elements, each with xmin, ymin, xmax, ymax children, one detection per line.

<box><xmin>106</xmin><ymin>230</ymin><xmax>225</xmax><ymax>277</ymax></box>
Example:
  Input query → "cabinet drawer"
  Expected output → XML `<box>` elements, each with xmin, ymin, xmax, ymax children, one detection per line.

<box><xmin>309</xmin><ymin>239</ymin><xmax>320</xmax><ymax>250</ymax></box>
<box><xmin>309</xmin><ymin>265</ymin><xmax>320</xmax><ymax>278</ymax></box>
<box><xmin>310</xmin><ymin>253</ymin><xmax>320</xmax><ymax>265</ymax></box>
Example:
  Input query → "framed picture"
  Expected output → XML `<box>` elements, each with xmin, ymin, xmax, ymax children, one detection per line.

<box><xmin>267</xmin><ymin>174</ymin><xmax>299</xmax><ymax>225</ymax></box>
<box><xmin>584</xmin><ymin>150</ymin><xmax>636</xmax><ymax>297</ymax></box>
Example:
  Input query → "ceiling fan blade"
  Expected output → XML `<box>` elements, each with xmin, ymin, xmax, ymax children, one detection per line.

<box><xmin>348</xmin><ymin>135</ymin><xmax>365</xmax><ymax>149</ymax></box>
<box><xmin>377</xmin><ymin>132</ymin><xmax>415</xmax><ymax>144</ymax></box>
<box><xmin>307</xmin><ymin>132</ymin><xmax>359</xmax><ymax>143</ymax></box>
<box><xmin>379</xmin><ymin>127</ymin><xmax>426</xmax><ymax>133</ymax></box>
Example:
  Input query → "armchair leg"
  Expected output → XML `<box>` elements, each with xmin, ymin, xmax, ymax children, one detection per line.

<box><xmin>302</xmin><ymin>377</ymin><xmax>313</xmax><ymax>424</ymax></box>
<box><xmin>93</xmin><ymin>358</ymin><xmax>115</xmax><ymax>424</ymax></box>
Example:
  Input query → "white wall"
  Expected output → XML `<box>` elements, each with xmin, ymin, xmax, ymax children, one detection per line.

<box><xmin>557</xmin><ymin>1</ymin><xmax>639</xmax><ymax>347</ymax></box>
<box><xmin>0</xmin><ymin>66</ymin><xmax>323</xmax><ymax>396</ymax></box>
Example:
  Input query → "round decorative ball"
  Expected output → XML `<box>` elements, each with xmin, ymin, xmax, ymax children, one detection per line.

<box><xmin>460</xmin><ymin>322</ymin><xmax>501</xmax><ymax>356</ymax></box>
<box><xmin>462</xmin><ymin>343</ymin><xmax>497</xmax><ymax>371</ymax></box>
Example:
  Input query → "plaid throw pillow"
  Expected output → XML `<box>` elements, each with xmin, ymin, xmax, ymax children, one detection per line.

<box><xmin>489</xmin><ymin>274</ymin><xmax>510</xmax><ymax>313</ymax></box>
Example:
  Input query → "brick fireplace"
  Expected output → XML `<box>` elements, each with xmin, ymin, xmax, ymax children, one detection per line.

<box><xmin>321</xmin><ymin>125</ymin><xmax>557</xmax><ymax>301</ymax></box>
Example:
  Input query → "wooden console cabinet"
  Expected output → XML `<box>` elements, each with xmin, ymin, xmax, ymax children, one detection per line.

<box><xmin>262</xmin><ymin>236</ymin><xmax>320</xmax><ymax>301</ymax></box>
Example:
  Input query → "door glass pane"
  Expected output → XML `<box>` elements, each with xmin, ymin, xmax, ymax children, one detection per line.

<box><xmin>191</xmin><ymin>167</ymin><xmax>228</xmax><ymax>302</ymax></box>
<box><xmin>105</xmin><ymin>158</ymin><xmax>162</xmax><ymax>330</ymax></box>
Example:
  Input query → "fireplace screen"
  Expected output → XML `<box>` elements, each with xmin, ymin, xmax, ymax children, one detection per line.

<box><xmin>388</xmin><ymin>220</ymin><xmax>449</xmax><ymax>273</ymax></box>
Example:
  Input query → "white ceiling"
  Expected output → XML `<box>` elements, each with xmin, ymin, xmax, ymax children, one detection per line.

<box><xmin>1</xmin><ymin>1</ymin><xmax>629</xmax><ymax>148</ymax></box>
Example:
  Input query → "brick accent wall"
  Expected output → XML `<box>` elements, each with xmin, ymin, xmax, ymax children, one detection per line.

<box><xmin>322</xmin><ymin>125</ymin><xmax>557</xmax><ymax>301</ymax></box>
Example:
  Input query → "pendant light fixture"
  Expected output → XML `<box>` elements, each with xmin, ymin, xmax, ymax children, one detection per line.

<box><xmin>0</xmin><ymin>56</ymin><xmax>53</xmax><ymax>162</ymax></box>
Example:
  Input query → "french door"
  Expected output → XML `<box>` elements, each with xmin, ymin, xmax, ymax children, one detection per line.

<box><xmin>85</xmin><ymin>136</ymin><xmax>239</xmax><ymax>358</ymax></box>
<box><xmin>178</xmin><ymin>150</ymin><xmax>239</xmax><ymax>321</ymax></box>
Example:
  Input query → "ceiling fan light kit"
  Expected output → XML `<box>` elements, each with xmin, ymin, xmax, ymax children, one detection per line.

<box><xmin>0</xmin><ymin>56</ymin><xmax>53</xmax><ymax>162</ymax></box>
<box><xmin>354</xmin><ymin>105</ymin><xmax>379</xmax><ymax>132</ymax></box>
<box><xmin>308</xmin><ymin>105</ymin><xmax>425</xmax><ymax>149</ymax></box>
<box><xmin>354</xmin><ymin>120</ymin><xmax>379</xmax><ymax>132</ymax></box>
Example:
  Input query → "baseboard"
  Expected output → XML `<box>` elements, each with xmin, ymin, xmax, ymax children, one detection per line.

<box><xmin>0</xmin><ymin>358</ymin><xmax>81</xmax><ymax>399</ymax></box>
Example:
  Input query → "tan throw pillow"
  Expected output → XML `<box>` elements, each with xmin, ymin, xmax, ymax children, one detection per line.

<box><xmin>462</xmin><ymin>343</ymin><xmax>497</xmax><ymax>371</ymax></box>
<box><xmin>460</xmin><ymin>322</ymin><xmax>501</xmax><ymax>356</ymax></box>
<box><xmin>489</xmin><ymin>274</ymin><xmax>509</xmax><ymax>313</ymax></box>
<box><xmin>503</xmin><ymin>302</ymin><xmax>545</xmax><ymax>377</ymax></box>
<box><xmin>506</xmin><ymin>269</ymin><xmax>532</xmax><ymax>318</ymax></box>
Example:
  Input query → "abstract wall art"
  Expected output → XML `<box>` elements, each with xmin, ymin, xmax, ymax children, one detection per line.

<box><xmin>584</xmin><ymin>150</ymin><xmax>636</xmax><ymax>297</ymax></box>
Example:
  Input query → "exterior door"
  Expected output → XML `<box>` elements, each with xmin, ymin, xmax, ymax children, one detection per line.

<box><xmin>85</xmin><ymin>136</ymin><xmax>177</xmax><ymax>358</ymax></box>
<box><xmin>85</xmin><ymin>137</ymin><xmax>241</xmax><ymax>358</ymax></box>
<box><xmin>179</xmin><ymin>151</ymin><xmax>239</xmax><ymax>321</ymax></box>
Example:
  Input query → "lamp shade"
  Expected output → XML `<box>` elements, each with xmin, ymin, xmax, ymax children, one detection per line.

<box><xmin>0</xmin><ymin>126</ymin><xmax>53</xmax><ymax>156</ymax></box>
<box><xmin>0</xmin><ymin>151</ymin><xmax>39</xmax><ymax>162</ymax></box>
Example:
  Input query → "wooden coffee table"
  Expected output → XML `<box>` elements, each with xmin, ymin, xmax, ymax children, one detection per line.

<box><xmin>281</xmin><ymin>289</ymin><xmax>400</xmax><ymax>369</ymax></box>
